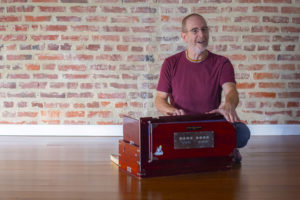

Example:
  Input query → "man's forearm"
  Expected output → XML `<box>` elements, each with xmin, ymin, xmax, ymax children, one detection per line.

<box><xmin>224</xmin><ymin>88</ymin><xmax>239</xmax><ymax>109</ymax></box>
<box><xmin>154</xmin><ymin>96</ymin><xmax>177</xmax><ymax>116</ymax></box>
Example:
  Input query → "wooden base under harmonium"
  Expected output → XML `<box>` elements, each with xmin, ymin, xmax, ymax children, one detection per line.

<box><xmin>118</xmin><ymin>114</ymin><xmax>236</xmax><ymax>178</ymax></box>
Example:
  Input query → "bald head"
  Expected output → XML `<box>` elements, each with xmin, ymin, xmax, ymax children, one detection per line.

<box><xmin>181</xmin><ymin>13</ymin><xmax>207</xmax><ymax>33</ymax></box>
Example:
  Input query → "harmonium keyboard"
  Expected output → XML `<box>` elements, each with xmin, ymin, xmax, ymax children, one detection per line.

<box><xmin>117</xmin><ymin>113</ymin><xmax>236</xmax><ymax>178</ymax></box>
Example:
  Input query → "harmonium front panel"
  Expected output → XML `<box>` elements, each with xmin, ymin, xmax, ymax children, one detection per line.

<box><xmin>120</xmin><ymin>114</ymin><xmax>236</xmax><ymax>178</ymax></box>
<box><xmin>149</xmin><ymin>120</ymin><xmax>236</xmax><ymax>162</ymax></box>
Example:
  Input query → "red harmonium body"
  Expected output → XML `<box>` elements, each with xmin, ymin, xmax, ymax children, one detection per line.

<box><xmin>119</xmin><ymin>114</ymin><xmax>236</xmax><ymax>178</ymax></box>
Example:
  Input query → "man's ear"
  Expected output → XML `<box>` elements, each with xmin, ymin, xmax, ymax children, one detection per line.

<box><xmin>181</xmin><ymin>32</ymin><xmax>187</xmax><ymax>42</ymax></box>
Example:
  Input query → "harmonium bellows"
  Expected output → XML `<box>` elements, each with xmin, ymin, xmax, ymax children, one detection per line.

<box><xmin>118</xmin><ymin>113</ymin><xmax>236</xmax><ymax>178</ymax></box>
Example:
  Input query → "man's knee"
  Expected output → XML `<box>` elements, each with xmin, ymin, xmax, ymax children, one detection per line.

<box><xmin>234</xmin><ymin>122</ymin><xmax>251</xmax><ymax>148</ymax></box>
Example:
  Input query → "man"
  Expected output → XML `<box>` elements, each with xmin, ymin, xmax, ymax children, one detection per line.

<box><xmin>155</xmin><ymin>13</ymin><xmax>250</xmax><ymax>162</ymax></box>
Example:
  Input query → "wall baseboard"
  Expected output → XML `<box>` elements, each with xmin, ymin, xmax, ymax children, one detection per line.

<box><xmin>0</xmin><ymin>125</ymin><xmax>299</xmax><ymax>136</ymax></box>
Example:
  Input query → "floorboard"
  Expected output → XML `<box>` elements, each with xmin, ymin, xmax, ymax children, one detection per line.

<box><xmin>0</xmin><ymin>135</ymin><xmax>299</xmax><ymax>200</ymax></box>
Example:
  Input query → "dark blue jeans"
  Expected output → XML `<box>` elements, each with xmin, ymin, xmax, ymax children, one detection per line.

<box><xmin>233</xmin><ymin>122</ymin><xmax>251</xmax><ymax>148</ymax></box>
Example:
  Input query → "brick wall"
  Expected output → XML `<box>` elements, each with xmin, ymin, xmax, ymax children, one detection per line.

<box><xmin>0</xmin><ymin>0</ymin><xmax>299</xmax><ymax>125</ymax></box>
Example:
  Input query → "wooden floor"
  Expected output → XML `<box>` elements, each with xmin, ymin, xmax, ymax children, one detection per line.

<box><xmin>0</xmin><ymin>136</ymin><xmax>299</xmax><ymax>200</ymax></box>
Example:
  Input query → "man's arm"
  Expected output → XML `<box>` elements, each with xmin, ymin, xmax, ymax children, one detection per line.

<box><xmin>155</xmin><ymin>91</ymin><xmax>185</xmax><ymax>116</ymax></box>
<box><xmin>209</xmin><ymin>82</ymin><xmax>240</xmax><ymax>122</ymax></box>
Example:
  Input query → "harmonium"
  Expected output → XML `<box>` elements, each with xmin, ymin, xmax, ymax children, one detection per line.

<box><xmin>117</xmin><ymin>113</ymin><xmax>236</xmax><ymax>178</ymax></box>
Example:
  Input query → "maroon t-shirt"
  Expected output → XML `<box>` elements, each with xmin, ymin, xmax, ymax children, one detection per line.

<box><xmin>157</xmin><ymin>50</ymin><xmax>236</xmax><ymax>114</ymax></box>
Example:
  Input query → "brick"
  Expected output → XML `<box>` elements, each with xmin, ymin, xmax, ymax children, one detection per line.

<box><xmin>228</xmin><ymin>54</ymin><xmax>246</xmax><ymax>61</ymax></box>
<box><xmin>192</xmin><ymin>7</ymin><xmax>218</xmax><ymax>13</ymax></box>
<box><xmin>0</xmin><ymin>16</ymin><xmax>21</xmax><ymax>22</ymax></box>
<box><xmin>282</xmin><ymin>7</ymin><xmax>300</xmax><ymax>14</ymax></box>
<box><xmin>87</xmin><ymin>111</ymin><xmax>111</xmax><ymax>118</ymax></box>
<box><xmin>92</xmin><ymin>35</ymin><xmax>120</xmax><ymax>42</ymax></box>
<box><xmin>253</xmin><ymin>6</ymin><xmax>278</xmax><ymax>13</ymax></box>
<box><xmin>111</xmin><ymin>16</ymin><xmax>139</xmax><ymax>23</ymax></box>
<box><xmin>4</xmin><ymin>101</ymin><xmax>14</xmax><ymax>108</ymax></box>
<box><xmin>281</xmin><ymin>73</ymin><xmax>300</xmax><ymax>80</ymax></box>
<box><xmin>273</xmin><ymin>35</ymin><xmax>298</xmax><ymax>42</ymax></box>
<box><xmin>40</xmin><ymin>92</ymin><xmax>65</xmax><ymax>98</ymax></box>
<box><xmin>257</xmin><ymin>45</ymin><xmax>269</xmax><ymax>51</ymax></box>
<box><xmin>258</xmin><ymin>82</ymin><xmax>285</xmax><ymax>88</ymax></box>
<box><xmin>269</xmin><ymin>64</ymin><xmax>295</xmax><ymax>71</ymax></box>
<box><xmin>115</xmin><ymin>102</ymin><xmax>127</xmax><ymax>108</ymax></box>
<box><xmin>93</xmin><ymin>74</ymin><xmax>119</xmax><ymax>79</ymax></box>
<box><xmin>278</xmin><ymin>92</ymin><xmax>300</xmax><ymax>98</ymax></box>
<box><xmin>243</xmin><ymin>35</ymin><xmax>270</xmax><ymax>42</ymax></box>
<box><xmin>67</xmin><ymin>92</ymin><xmax>93</xmax><ymax>98</ymax></box>
<box><xmin>57</xmin><ymin>16</ymin><xmax>81</xmax><ymax>22</ymax></box>
<box><xmin>287</xmin><ymin>102</ymin><xmax>299</xmax><ymax>107</ymax></box>
<box><xmin>117</xmin><ymin>45</ymin><xmax>129</xmax><ymax>52</ymax></box>
<box><xmin>7</xmin><ymin>6</ymin><xmax>34</xmax><ymax>12</ymax></box>
<box><xmin>19</xmin><ymin>82</ymin><xmax>47</xmax><ymax>89</ymax></box>
<box><xmin>253</xmin><ymin>72</ymin><xmax>279</xmax><ymax>80</ymax></box>
<box><xmin>98</xmin><ymin>93</ymin><xmax>126</xmax><ymax>99</ymax></box>
<box><xmin>37</xmin><ymin>54</ymin><xmax>64</xmax><ymax>60</ymax></box>
<box><xmin>131</xmin><ymin>26</ymin><xmax>156</xmax><ymax>33</ymax></box>
<box><xmin>0</xmin><ymin>82</ymin><xmax>16</xmax><ymax>88</ymax></box>
<box><xmin>86</xmin><ymin>16</ymin><xmax>107</xmax><ymax>22</ymax></box>
<box><xmin>238</xmin><ymin>64</ymin><xmax>265</xmax><ymax>71</ymax></box>
<box><xmin>130</xmin><ymin>7</ymin><xmax>156</xmax><ymax>13</ymax></box>
<box><xmin>103</xmin><ymin>26</ymin><xmax>129</xmax><ymax>32</ymax></box>
<box><xmin>87</xmin><ymin>102</ymin><xmax>99</xmax><ymax>108</ymax></box>
<box><xmin>102</xmin><ymin>6</ymin><xmax>127</xmax><ymax>13</ymax></box>
<box><xmin>61</xmin><ymin>35</ymin><xmax>89</xmax><ymax>41</ymax></box>
<box><xmin>31</xmin><ymin>35</ymin><xmax>59</xmax><ymax>41</ymax></box>
<box><xmin>96</xmin><ymin>54</ymin><xmax>122</xmax><ymax>61</ymax></box>
<box><xmin>18</xmin><ymin>112</ymin><xmax>38</xmax><ymax>117</ymax></box>
<box><xmin>63</xmin><ymin>74</ymin><xmax>89</xmax><ymax>79</ymax></box>
<box><xmin>110</xmin><ymin>83</ymin><xmax>137</xmax><ymax>89</ymax></box>
<box><xmin>263</xmin><ymin>16</ymin><xmax>289</xmax><ymax>23</ymax></box>
<box><xmin>71</xmin><ymin>25</ymin><xmax>99</xmax><ymax>32</ymax></box>
<box><xmin>292</xmin><ymin>17</ymin><xmax>300</xmax><ymax>24</ymax></box>
<box><xmin>288</xmin><ymin>82</ymin><xmax>300</xmax><ymax>88</ymax></box>
<box><xmin>251</xmin><ymin>54</ymin><xmax>276</xmax><ymax>61</ymax></box>
<box><xmin>25</xmin><ymin>16</ymin><xmax>51</xmax><ymax>22</ymax></box>
<box><xmin>222</xmin><ymin>26</ymin><xmax>250</xmax><ymax>32</ymax></box>
<box><xmin>66</xmin><ymin>111</ymin><xmax>85</xmax><ymax>118</ymax></box>
<box><xmin>70</xmin><ymin>6</ymin><xmax>97</xmax><ymax>13</ymax></box>
<box><xmin>58</xmin><ymin>64</ymin><xmax>86</xmax><ymax>71</ymax></box>
<box><xmin>238</xmin><ymin>0</ymin><xmax>261</xmax><ymax>2</ymax></box>
<box><xmin>264</xmin><ymin>0</ymin><xmax>291</xmax><ymax>3</ymax></box>
<box><xmin>281</xmin><ymin>27</ymin><xmax>300</xmax><ymax>33</ymax></box>
<box><xmin>119</xmin><ymin>64</ymin><xmax>145</xmax><ymax>71</ymax></box>
<box><xmin>251</xmin><ymin>26</ymin><xmax>279</xmax><ymax>33</ymax></box>
<box><xmin>39</xmin><ymin>6</ymin><xmax>65</xmax><ymax>12</ymax></box>
<box><xmin>90</xmin><ymin>64</ymin><xmax>116</xmax><ymax>71</ymax></box>
<box><xmin>80</xmin><ymin>83</ymin><xmax>93</xmax><ymax>89</ymax></box>
<box><xmin>278</xmin><ymin>55</ymin><xmax>300</xmax><ymax>61</ymax></box>
<box><xmin>61</xmin><ymin>0</ymin><xmax>88</xmax><ymax>3</ymax></box>
<box><xmin>249</xmin><ymin>92</ymin><xmax>276</xmax><ymax>98</ymax></box>
<box><xmin>236</xmin><ymin>82</ymin><xmax>256</xmax><ymax>89</ymax></box>
<box><xmin>265</xmin><ymin>111</ymin><xmax>292</xmax><ymax>117</ymax></box>
<box><xmin>7</xmin><ymin>74</ymin><xmax>30</xmax><ymax>79</ymax></box>
<box><xmin>33</xmin><ymin>73</ymin><xmax>58</xmax><ymax>79</ymax></box>
<box><xmin>1</xmin><ymin>34</ymin><xmax>27</xmax><ymax>41</ymax></box>
<box><xmin>235</xmin><ymin>16</ymin><xmax>259</xmax><ymax>23</ymax></box>
<box><xmin>7</xmin><ymin>92</ymin><xmax>36</xmax><ymax>98</ymax></box>
<box><xmin>285</xmin><ymin>45</ymin><xmax>295</xmax><ymax>51</ymax></box>
<box><xmin>33</xmin><ymin>0</ymin><xmax>58</xmax><ymax>2</ymax></box>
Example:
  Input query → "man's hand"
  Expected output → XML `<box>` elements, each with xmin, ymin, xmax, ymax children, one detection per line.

<box><xmin>155</xmin><ymin>91</ymin><xmax>186</xmax><ymax>116</ymax></box>
<box><xmin>209</xmin><ymin>82</ymin><xmax>240</xmax><ymax>123</ymax></box>
<box><xmin>209</xmin><ymin>102</ymin><xmax>240</xmax><ymax>123</ymax></box>
<box><xmin>166</xmin><ymin>109</ymin><xmax>185</xmax><ymax>116</ymax></box>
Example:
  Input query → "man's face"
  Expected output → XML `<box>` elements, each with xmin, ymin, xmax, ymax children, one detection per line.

<box><xmin>181</xmin><ymin>15</ymin><xmax>209</xmax><ymax>54</ymax></box>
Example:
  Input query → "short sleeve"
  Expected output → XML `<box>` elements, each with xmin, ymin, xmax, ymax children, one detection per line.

<box><xmin>220</xmin><ymin>59</ymin><xmax>236</xmax><ymax>86</ymax></box>
<box><xmin>156</xmin><ymin>59</ymin><xmax>172</xmax><ymax>93</ymax></box>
